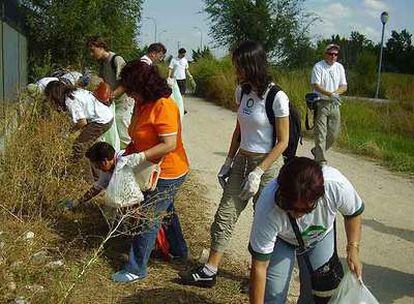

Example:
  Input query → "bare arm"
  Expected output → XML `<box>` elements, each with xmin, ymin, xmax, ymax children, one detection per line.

<box><xmin>227</xmin><ymin>120</ymin><xmax>241</xmax><ymax>158</ymax></box>
<box><xmin>77</xmin><ymin>186</ymin><xmax>103</xmax><ymax>204</ymax></box>
<box><xmin>312</xmin><ymin>83</ymin><xmax>334</xmax><ymax>97</ymax></box>
<box><xmin>70</xmin><ymin>119</ymin><xmax>87</xmax><ymax>132</ymax></box>
<box><xmin>250</xmin><ymin>259</ymin><xmax>269</xmax><ymax>304</ymax></box>
<box><xmin>335</xmin><ymin>85</ymin><xmax>347</xmax><ymax>95</ymax></box>
<box><xmin>344</xmin><ymin>214</ymin><xmax>362</xmax><ymax>278</ymax></box>
<box><xmin>143</xmin><ymin>134</ymin><xmax>177</xmax><ymax>161</ymax></box>
<box><xmin>168</xmin><ymin>68</ymin><xmax>173</xmax><ymax>78</ymax></box>
<box><xmin>112</xmin><ymin>85</ymin><xmax>126</xmax><ymax>99</ymax></box>
<box><xmin>258</xmin><ymin>116</ymin><xmax>289</xmax><ymax>171</ymax></box>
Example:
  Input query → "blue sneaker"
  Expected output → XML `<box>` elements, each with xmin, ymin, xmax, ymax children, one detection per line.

<box><xmin>111</xmin><ymin>269</ymin><xmax>143</xmax><ymax>283</ymax></box>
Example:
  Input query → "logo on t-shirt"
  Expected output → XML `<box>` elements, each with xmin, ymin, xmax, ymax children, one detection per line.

<box><xmin>301</xmin><ymin>225</ymin><xmax>327</xmax><ymax>242</ymax></box>
<box><xmin>242</xmin><ymin>98</ymin><xmax>255</xmax><ymax>115</ymax></box>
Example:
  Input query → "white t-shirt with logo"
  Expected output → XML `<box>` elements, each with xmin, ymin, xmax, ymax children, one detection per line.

<box><xmin>236</xmin><ymin>84</ymin><xmax>290</xmax><ymax>153</ymax></box>
<box><xmin>61</xmin><ymin>71</ymin><xmax>83</xmax><ymax>86</ymax></box>
<box><xmin>169</xmin><ymin>57</ymin><xmax>189</xmax><ymax>80</ymax></box>
<box><xmin>249</xmin><ymin>166</ymin><xmax>364</xmax><ymax>260</ymax></box>
<box><xmin>311</xmin><ymin>60</ymin><xmax>347</xmax><ymax>99</ymax></box>
<box><xmin>65</xmin><ymin>89</ymin><xmax>113</xmax><ymax>124</ymax></box>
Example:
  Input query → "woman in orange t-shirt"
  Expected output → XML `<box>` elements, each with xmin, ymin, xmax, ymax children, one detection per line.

<box><xmin>112</xmin><ymin>60</ymin><xmax>189</xmax><ymax>283</ymax></box>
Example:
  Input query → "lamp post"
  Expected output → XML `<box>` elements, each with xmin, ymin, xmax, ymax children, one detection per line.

<box><xmin>145</xmin><ymin>17</ymin><xmax>157</xmax><ymax>42</ymax></box>
<box><xmin>375</xmin><ymin>11</ymin><xmax>389</xmax><ymax>99</ymax></box>
<box><xmin>193</xmin><ymin>26</ymin><xmax>203</xmax><ymax>50</ymax></box>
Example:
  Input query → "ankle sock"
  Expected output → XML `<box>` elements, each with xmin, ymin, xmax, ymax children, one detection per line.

<box><xmin>202</xmin><ymin>263</ymin><xmax>218</xmax><ymax>276</ymax></box>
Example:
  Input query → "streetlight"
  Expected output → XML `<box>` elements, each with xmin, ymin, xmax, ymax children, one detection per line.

<box><xmin>375</xmin><ymin>11</ymin><xmax>389</xmax><ymax>99</ymax></box>
<box><xmin>193</xmin><ymin>26</ymin><xmax>203</xmax><ymax>50</ymax></box>
<box><xmin>145</xmin><ymin>16</ymin><xmax>157</xmax><ymax>42</ymax></box>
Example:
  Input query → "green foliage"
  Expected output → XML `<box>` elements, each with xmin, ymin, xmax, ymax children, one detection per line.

<box><xmin>385</xmin><ymin>29</ymin><xmax>414</xmax><ymax>73</ymax></box>
<box><xmin>347</xmin><ymin>51</ymin><xmax>379</xmax><ymax>97</ymax></box>
<box><xmin>192</xmin><ymin>47</ymin><xmax>214</xmax><ymax>62</ymax></box>
<box><xmin>22</xmin><ymin>0</ymin><xmax>144</xmax><ymax>81</ymax></box>
<box><xmin>203</xmin><ymin>0</ymin><xmax>316</xmax><ymax>62</ymax></box>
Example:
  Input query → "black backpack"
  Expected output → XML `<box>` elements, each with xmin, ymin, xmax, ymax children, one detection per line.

<box><xmin>240</xmin><ymin>85</ymin><xmax>302</xmax><ymax>163</ymax></box>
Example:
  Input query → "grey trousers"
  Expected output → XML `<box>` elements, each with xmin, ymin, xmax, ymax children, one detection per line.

<box><xmin>210</xmin><ymin>153</ymin><xmax>279</xmax><ymax>253</ymax></box>
<box><xmin>312</xmin><ymin>100</ymin><xmax>341</xmax><ymax>162</ymax></box>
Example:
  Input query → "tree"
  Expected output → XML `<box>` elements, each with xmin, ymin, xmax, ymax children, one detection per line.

<box><xmin>192</xmin><ymin>47</ymin><xmax>214</xmax><ymax>62</ymax></box>
<box><xmin>385</xmin><ymin>29</ymin><xmax>414</xmax><ymax>73</ymax></box>
<box><xmin>22</xmin><ymin>0</ymin><xmax>144</xmax><ymax>80</ymax></box>
<box><xmin>204</xmin><ymin>0</ymin><xmax>315</xmax><ymax>62</ymax></box>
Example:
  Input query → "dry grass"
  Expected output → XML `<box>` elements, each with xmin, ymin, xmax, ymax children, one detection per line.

<box><xmin>0</xmin><ymin>95</ymin><xmax>249</xmax><ymax>303</ymax></box>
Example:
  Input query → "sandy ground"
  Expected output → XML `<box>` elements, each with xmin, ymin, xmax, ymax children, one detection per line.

<box><xmin>182</xmin><ymin>96</ymin><xmax>414</xmax><ymax>304</ymax></box>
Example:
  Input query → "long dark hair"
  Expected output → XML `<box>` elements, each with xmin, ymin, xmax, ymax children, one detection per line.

<box><xmin>120</xmin><ymin>59</ymin><xmax>172</xmax><ymax>103</ymax></box>
<box><xmin>232</xmin><ymin>40</ymin><xmax>271</xmax><ymax>98</ymax></box>
<box><xmin>44</xmin><ymin>81</ymin><xmax>77</xmax><ymax>111</ymax></box>
<box><xmin>277</xmin><ymin>157</ymin><xmax>325</xmax><ymax>210</ymax></box>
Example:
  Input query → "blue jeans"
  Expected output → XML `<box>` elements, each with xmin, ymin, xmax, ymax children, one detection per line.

<box><xmin>265</xmin><ymin>230</ymin><xmax>334</xmax><ymax>304</ymax></box>
<box><xmin>125</xmin><ymin>174</ymin><xmax>188</xmax><ymax>277</ymax></box>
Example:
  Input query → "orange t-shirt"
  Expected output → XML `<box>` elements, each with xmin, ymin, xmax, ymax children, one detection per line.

<box><xmin>128</xmin><ymin>97</ymin><xmax>189</xmax><ymax>179</ymax></box>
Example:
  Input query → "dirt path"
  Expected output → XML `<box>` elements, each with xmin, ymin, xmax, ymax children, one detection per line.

<box><xmin>182</xmin><ymin>96</ymin><xmax>414</xmax><ymax>304</ymax></box>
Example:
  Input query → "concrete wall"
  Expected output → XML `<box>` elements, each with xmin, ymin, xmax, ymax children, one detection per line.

<box><xmin>0</xmin><ymin>21</ymin><xmax>28</xmax><ymax>101</ymax></box>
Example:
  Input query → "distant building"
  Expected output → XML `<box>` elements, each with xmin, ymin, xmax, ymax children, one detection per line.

<box><xmin>1</xmin><ymin>0</ymin><xmax>28</xmax><ymax>101</ymax></box>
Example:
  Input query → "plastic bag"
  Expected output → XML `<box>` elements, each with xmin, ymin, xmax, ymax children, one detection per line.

<box><xmin>100</xmin><ymin>103</ymin><xmax>121</xmax><ymax>151</ymax></box>
<box><xmin>170</xmin><ymin>80</ymin><xmax>184</xmax><ymax>121</ymax></box>
<box><xmin>328</xmin><ymin>271</ymin><xmax>380</xmax><ymax>304</ymax></box>
<box><xmin>103</xmin><ymin>163</ymin><xmax>144</xmax><ymax>208</ymax></box>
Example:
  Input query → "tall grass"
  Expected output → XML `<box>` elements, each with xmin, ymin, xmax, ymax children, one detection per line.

<box><xmin>191</xmin><ymin>57</ymin><xmax>414</xmax><ymax>173</ymax></box>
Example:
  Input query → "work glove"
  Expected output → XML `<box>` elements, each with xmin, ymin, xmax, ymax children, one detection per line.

<box><xmin>330</xmin><ymin>92</ymin><xmax>342</xmax><ymax>107</ymax></box>
<box><xmin>167</xmin><ymin>77</ymin><xmax>175</xmax><ymax>87</ymax></box>
<box><xmin>117</xmin><ymin>152</ymin><xmax>146</xmax><ymax>170</ymax></box>
<box><xmin>60</xmin><ymin>198</ymin><xmax>79</xmax><ymax>210</ymax></box>
<box><xmin>217</xmin><ymin>157</ymin><xmax>233</xmax><ymax>189</ymax></box>
<box><xmin>239</xmin><ymin>167</ymin><xmax>264</xmax><ymax>201</ymax></box>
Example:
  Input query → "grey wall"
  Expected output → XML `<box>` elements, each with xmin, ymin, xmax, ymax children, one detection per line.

<box><xmin>1</xmin><ymin>21</ymin><xmax>28</xmax><ymax>101</ymax></box>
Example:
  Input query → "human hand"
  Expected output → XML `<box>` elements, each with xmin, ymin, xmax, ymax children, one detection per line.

<box><xmin>167</xmin><ymin>77</ymin><xmax>174</xmax><ymax>87</ymax></box>
<box><xmin>239</xmin><ymin>167</ymin><xmax>264</xmax><ymax>201</ymax></box>
<box><xmin>118</xmin><ymin>152</ymin><xmax>146</xmax><ymax>169</ymax></box>
<box><xmin>217</xmin><ymin>157</ymin><xmax>233</xmax><ymax>189</ymax></box>
<box><xmin>330</xmin><ymin>92</ymin><xmax>341</xmax><ymax>106</ymax></box>
<box><xmin>347</xmin><ymin>246</ymin><xmax>362</xmax><ymax>279</ymax></box>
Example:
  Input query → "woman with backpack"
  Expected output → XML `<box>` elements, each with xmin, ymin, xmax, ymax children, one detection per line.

<box><xmin>180</xmin><ymin>40</ymin><xmax>290</xmax><ymax>287</ymax></box>
<box><xmin>44</xmin><ymin>81</ymin><xmax>113</xmax><ymax>161</ymax></box>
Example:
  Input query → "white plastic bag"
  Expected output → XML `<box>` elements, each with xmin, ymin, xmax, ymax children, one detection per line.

<box><xmin>103</xmin><ymin>163</ymin><xmax>144</xmax><ymax>208</ymax></box>
<box><xmin>171</xmin><ymin>80</ymin><xmax>184</xmax><ymax>121</ymax></box>
<box><xmin>328</xmin><ymin>271</ymin><xmax>380</xmax><ymax>304</ymax></box>
<box><xmin>100</xmin><ymin>103</ymin><xmax>121</xmax><ymax>151</ymax></box>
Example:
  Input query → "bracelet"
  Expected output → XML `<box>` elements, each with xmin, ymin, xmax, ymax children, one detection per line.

<box><xmin>346</xmin><ymin>242</ymin><xmax>360</xmax><ymax>252</ymax></box>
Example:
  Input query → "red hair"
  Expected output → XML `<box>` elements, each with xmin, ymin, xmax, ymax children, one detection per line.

<box><xmin>277</xmin><ymin>157</ymin><xmax>325</xmax><ymax>209</ymax></box>
<box><xmin>120</xmin><ymin>59</ymin><xmax>171</xmax><ymax>103</ymax></box>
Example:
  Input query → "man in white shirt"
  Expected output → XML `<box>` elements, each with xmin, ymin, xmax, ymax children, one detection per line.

<box><xmin>140</xmin><ymin>43</ymin><xmax>167</xmax><ymax>66</ymax></box>
<box><xmin>168</xmin><ymin>48</ymin><xmax>193</xmax><ymax>95</ymax></box>
<box><xmin>310</xmin><ymin>44</ymin><xmax>347</xmax><ymax>163</ymax></box>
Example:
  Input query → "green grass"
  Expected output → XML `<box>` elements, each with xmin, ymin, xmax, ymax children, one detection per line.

<box><xmin>191</xmin><ymin>57</ymin><xmax>414</xmax><ymax>174</ymax></box>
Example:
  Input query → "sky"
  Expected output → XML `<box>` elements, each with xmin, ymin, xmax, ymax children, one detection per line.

<box><xmin>138</xmin><ymin>0</ymin><xmax>414</xmax><ymax>58</ymax></box>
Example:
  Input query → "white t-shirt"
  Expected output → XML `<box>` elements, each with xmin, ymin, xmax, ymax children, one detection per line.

<box><xmin>169</xmin><ymin>57</ymin><xmax>189</xmax><ymax>80</ymax></box>
<box><xmin>140</xmin><ymin>55</ymin><xmax>153</xmax><ymax>65</ymax></box>
<box><xmin>92</xmin><ymin>151</ymin><xmax>123</xmax><ymax>190</ymax></box>
<box><xmin>65</xmin><ymin>89</ymin><xmax>113</xmax><ymax>124</ymax></box>
<box><xmin>36</xmin><ymin>77</ymin><xmax>59</xmax><ymax>92</ymax></box>
<box><xmin>249</xmin><ymin>166</ymin><xmax>364</xmax><ymax>260</ymax></box>
<box><xmin>311</xmin><ymin>60</ymin><xmax>347</xmax><ymax>99</ymax></box>
<box><xmin>61</xmin><ymin>71</ymin><xmax>83</xmax><ymax>86</ymax></box>
<box><xmin>236</xmin><ymin>84</ymin><xmax>290</xmax><ymax>153</ymax></box>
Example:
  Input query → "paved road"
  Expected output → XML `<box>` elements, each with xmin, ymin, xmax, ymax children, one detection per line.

<box><xmin>182</xmin><ymin>96</ymin><xmax>414</xmax><ymax>304</ymax></box>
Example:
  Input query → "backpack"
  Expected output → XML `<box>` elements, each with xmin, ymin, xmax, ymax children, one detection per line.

<box><xmin>240</xmin><ymin>85</ymin><xmax>302</xmax><ymax>163</ymax></box>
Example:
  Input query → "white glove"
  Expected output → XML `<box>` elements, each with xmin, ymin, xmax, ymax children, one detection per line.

<box><xmin>330</xmin><ymin>92</ymin><xmax>342</xmax><ymax>106</ymax></box>
<box><xmin>167</xmin><ymin>77</ymin><xmax>175</xmax><ymax>87</ymax></box>
<box><xmin>117</xmin><ymin>152</ymin><xmax>146</xmax><ymax>170</ymax></box>
<box><xmin>239</xmin><ymin>167</ymin><xmax>264</xmax><ymax>201</ymax></box>
<box><xmin>217</xmin><ymin>157</ymin><xmax>233</xmax><ymax>189</ymax></box>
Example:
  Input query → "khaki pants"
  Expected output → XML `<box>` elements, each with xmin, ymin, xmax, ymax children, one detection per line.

<box><xmin>210</xmin><ymin>153</ymin><xmax>279</xmax><ymax>253</ymax></box>
<box><xmin>72</xmin><ymin>120</ymin><xmax>113</xmax><ymax>160</ymax></box>
<box><xmin>312</xmin><ymin>100</ymin><xmax>341</xmax><ymax>163</ymax></box>
<box><xmin>115</xmin><ymin>95</ymin><xmax>134</xmax><ymax>149</ymax></box>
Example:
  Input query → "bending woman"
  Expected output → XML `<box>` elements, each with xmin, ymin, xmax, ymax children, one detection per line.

<box><xmin>181</xmin><ymin>40</ymin><xmax>289</xmax><ymax>287</ymax></box>
<box><xmin>249</xmin><ymin>157</ymin><xmax>363</xmax><ymax>304</ymax></box>
<box><xmin>111</xmin><ymin>60</ymin><xmax>189</xmax><ymax>283</ymax></box>
<box><xmin>44</xmin><ymin>81</ymin><xmax>113</xmax><ymax>160</ymax></box>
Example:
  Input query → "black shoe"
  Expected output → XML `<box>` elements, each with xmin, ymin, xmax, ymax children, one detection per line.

<box><xmin>179</xmin><ymin>266</ymin><xmax>217</xmax><ymax>288</ymax></box>
<box><xmin>184</xmin><ymin>110</ymin><xmax>188</xmax><ymax>115</ymax></box>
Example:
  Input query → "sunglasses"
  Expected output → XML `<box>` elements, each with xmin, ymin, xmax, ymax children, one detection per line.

<box><xmin>326</xmin><ymin>52</ymin><xmax>339</xmax><ymax>57</ymax></box>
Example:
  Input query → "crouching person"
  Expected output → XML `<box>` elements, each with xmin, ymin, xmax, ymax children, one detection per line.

<box><xmin>44</xmin><ymin>81</ymin><xmax>113</xmax><ymax>161</ymax></box>
<box><xmin>249</xmin><ymin>157</ymin><xmax>363</xmax><ymax>304</ymax></box>
<box><xmin>63</xmin><ymin>142</ymin><xmax>120</xmax><ymax>209</ymax></box>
